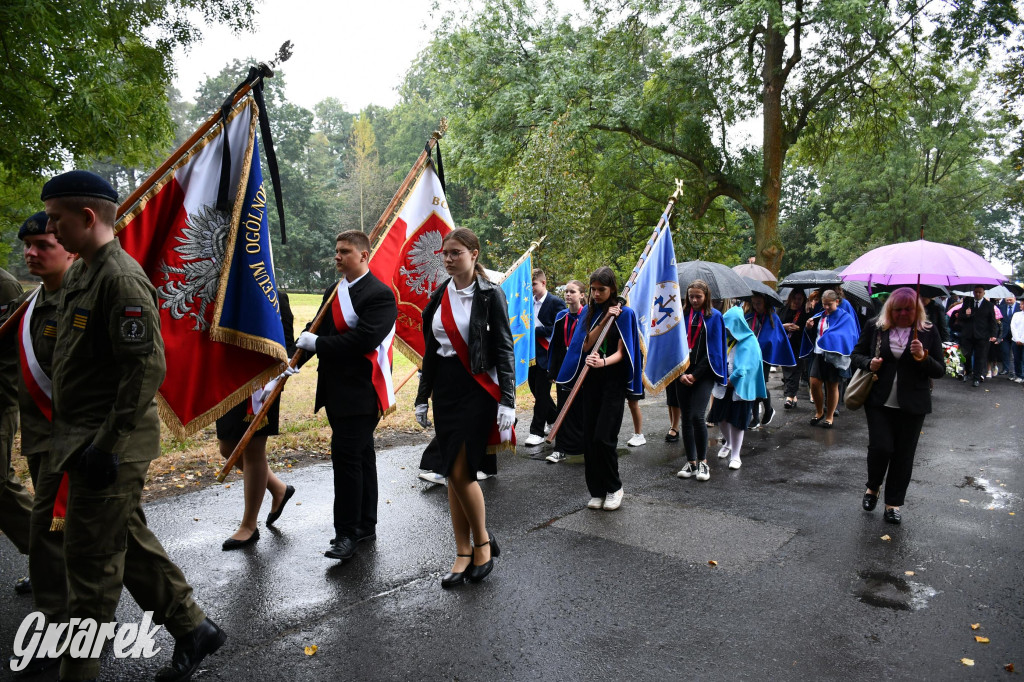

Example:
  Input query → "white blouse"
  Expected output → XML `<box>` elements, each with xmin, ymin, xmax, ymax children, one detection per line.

<box><xmin>433</xmin><ymin>280</ymin><xmax>476</xmax><ymax>358</ymax></box>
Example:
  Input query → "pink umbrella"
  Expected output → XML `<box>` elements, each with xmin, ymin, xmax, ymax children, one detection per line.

<box><xmin>842</xmin><ymin>239</ymin><xmax>1006</xmax><ymax>287</ymax></box>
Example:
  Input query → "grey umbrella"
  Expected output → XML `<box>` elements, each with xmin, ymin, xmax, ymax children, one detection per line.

<box><xmin>778</xmin><ymin>269</ymin><xmax>844</xmax><ymax>288</ymax></box>
<box><xmin>739</xmin><ymin>276</ymin><xmax>784</xmax><ymax>306</ymax></box>
<box><xmin>677</xmin><ymin>261</ymin><xmax>752</xmax><ymax>301</ymax></box>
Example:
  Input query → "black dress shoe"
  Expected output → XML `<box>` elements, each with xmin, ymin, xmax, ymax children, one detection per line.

<box><xmin>13</xmin><ymin>576</ymin><xmax>31</xmax><ymax>595</ymax></box>
<box><xmin>862</xmin><ymin>492</ymin><xmax>878</xmax><ymax>511</ymax></box>
<box><xmin>441</xmin><ymin>553</ymin><xmax>473</xmax><ymax>588</ymax></box>
<box><xmin>222</xmin><ymin>528</ymin><xmax>259</xmax><ymax>551</ymax></box>
<box><xmin>972</xmin><ymin>379</ymin><xmax>980</xmax><ymax>387</ymax></box>
<box><xmin>325</xmin><ymin>536</ymin><xmax>357</xmax><ymax>560</ymax></box>
<box><xmin>266</xmin><ymin>485</ymin><xmax>295</xmax><ymax>526</ymax></box>
<box><xmin>665</xmin><ymin>429</ymin><xmax>680</xmax><ymax>443</ymax></box>
<box><xmin>154</xmin><ymin>617</ymin><xmax>227</xmax><ymax>682</ymax></box>
<box><xmin>468</xmin><ymin>532</ymin><xmax>500</xmax><ymax>583</ymax></box>
<box><xmin>355</xmin><ymin>527</ymin><xmax>376</xmax><ymax>543</ymax></box>
<box><xmin>883</xmin><ymin>508</ymin><xmax>902</xmax><ymax>524</ymax></box>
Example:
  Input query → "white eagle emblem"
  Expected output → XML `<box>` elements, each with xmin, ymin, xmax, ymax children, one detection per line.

<box><xmin>156</xmin><ymin>204</ymin><xmax>229</xmax><ymax>331</ymax></box>
<box><xmin>400</xmin><ymin>230</ymin><xmax>447</xmax><ymax>296</ymax></box>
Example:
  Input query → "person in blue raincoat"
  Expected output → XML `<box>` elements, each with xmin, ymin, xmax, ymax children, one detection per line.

<box><xmin>799</xmin><ymin>290</ymin><xmax>860</xmax><ymax>428</ymax></box>
<box><xmin>707</xmin><ymin>306</ymin><xmax>767</xmax><ymax>470</ymax></box>
<box><xmin>557</xmin><ymin>267</ymin><xmax>642</xmax><ymax>511</ymax></box>
<box><xmin>744</xmin><ymin>293</ymin><xmax>796</xmax><ymax>429</ymax></box>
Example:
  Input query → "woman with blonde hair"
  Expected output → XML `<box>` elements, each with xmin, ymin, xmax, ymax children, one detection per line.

<box><xmin>850</xmin><ymin>287</ymin><xmax>945</xmax><ymax>524</ymax></box>
<box><xmin>415</xmin><ymin>228</ymin><xmax>516</xmax><ymax>586</ymax></box>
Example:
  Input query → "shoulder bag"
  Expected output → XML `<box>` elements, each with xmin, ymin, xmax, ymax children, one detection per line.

<box><xmin>844</xmin><ymin>330</ymin><xmax>882</xmax><ymax>411</ymax></box>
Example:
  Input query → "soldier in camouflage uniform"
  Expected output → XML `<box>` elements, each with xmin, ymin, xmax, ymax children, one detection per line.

<box><xmin>43</xmin><ymin>171</ymin><xmax>225</xmax><ymax>682</ymax></box>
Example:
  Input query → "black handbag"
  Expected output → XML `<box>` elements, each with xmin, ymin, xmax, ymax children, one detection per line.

<box><xmin>845</xmin><ymin>330</ymin><xmax>882</xmax><ymax>410</ymax></box>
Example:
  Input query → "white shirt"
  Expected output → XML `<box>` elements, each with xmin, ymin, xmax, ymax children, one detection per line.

<box><xmin>884</xmin><ymin>327</ymin><xmax>910</xmax><ymax>408</ymax></box>
<box><xmin>1011</xmin><ymin>310</ymin><xmax>1024</xmax><ymax>344</ymax></box>
<box><xmin>342</xmin><ymin>270</ymin><xmax>369</xmax><ymax>288</ymax></box>
<box><xmin>433</xmin><ymin>281</ymin><xmax>476</xmax><ymax>358</ymax></box>
<box><xmin>534</xmin><ymin>291</ymin><xmax>547</xmax><ymax>321</ymax></box>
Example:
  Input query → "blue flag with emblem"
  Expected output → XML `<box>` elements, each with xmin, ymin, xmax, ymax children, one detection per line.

<box><xmin>500</xmin><ymin>253</ymin><xmax>535</xmax><ymax>387</ymax></box>
<box><xmin>626</xmin><ymin>217</ymin><xmax>690</xmax><ymax>393</ymax></box>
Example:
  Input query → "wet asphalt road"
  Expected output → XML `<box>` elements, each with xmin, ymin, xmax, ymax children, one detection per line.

<box><xmin>1</xmin><ymin>373</ymin><xmax>1022</xmax><ymax>681</ymax></box>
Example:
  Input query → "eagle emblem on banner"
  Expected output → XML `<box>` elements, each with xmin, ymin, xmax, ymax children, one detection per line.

<box><xmin>156</xmin><ymin>203</ymin><xmax>229</xmax><ymax>332</ymax></box>
<box><xmin>400</xmin><ymin>229</ymin><xmax>447</xmax><ymax>296</ymax></box>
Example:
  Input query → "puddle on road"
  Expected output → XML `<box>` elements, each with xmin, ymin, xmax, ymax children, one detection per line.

<box><xmin>957</xmin><ymin>476</ymin><xmax>1013</xmax><ymax>509</ymax></box>
<box><xmin>856</xmin><ymin>570</ymin><xmax>938</xmax><ymax>611</ymax></box>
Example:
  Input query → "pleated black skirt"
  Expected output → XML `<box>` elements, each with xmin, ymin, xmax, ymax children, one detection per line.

<box><xmin>431</xmin><ymin>356</ymin><xmax>498</xmax><ymax>478</ymax></box>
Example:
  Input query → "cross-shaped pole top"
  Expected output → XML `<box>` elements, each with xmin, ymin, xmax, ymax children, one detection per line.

<box><xmin>673</xmin><ymin>178</ymin><xmax>685</xmax><ymax>198</ymax></box>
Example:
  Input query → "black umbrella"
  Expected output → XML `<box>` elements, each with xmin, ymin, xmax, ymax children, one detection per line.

<box><xmin>839</xmin><ymin>281</ymin><xmax>873</xmax><ymax>309</ymax></box>
<box><xmin>778</xmin><ymin>269</ymin><xmax>844</xmax><ymax>288</ymax></box>
<box><xmin>677</xmin><ymin>261</ymin><xmax>752</xmax><ymax>301</ymax></box>
<box><xmin>738</xmin><ymin>276</ymin><xmax>784</xmax><ymax>306</ymax></box>
<box><xmin>1005</xmin><ymin>283</ymin><xmax>1024</xmax><ymax>297</ymax></box>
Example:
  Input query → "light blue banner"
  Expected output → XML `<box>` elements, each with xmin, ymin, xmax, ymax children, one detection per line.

<box><xmin>501</xmin><ymin>254</ymin><xmax>535</xmax><ymax>387</ymax></box>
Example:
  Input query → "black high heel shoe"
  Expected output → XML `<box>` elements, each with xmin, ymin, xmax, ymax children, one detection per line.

<box><xmin>441</xmin><ymin>554</ymin><xmax>473</xmax><ymax>588</ymax></box>
<box><xmin>468</xmin><ymin>532</ymin><xmax>500</xmax><ymax>583</ymax></box>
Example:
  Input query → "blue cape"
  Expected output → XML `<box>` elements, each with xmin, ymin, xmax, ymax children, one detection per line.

<box><xmin>700</xmin><ymin>308</ymin><xmax>729</xmax><ymax>386</ymax></box>
<box><xmin>722</xmin><ymin>307</ymin><xmax>767</xmax><ymax>401</ymax></box>
<box><xmin>839</xmin><ymin>298</ymin><xmax>861</xmax><ymax>334</ymax></box>
<box><xmin>556</xmin><ymin>304</ymin><xmax>644</xmax><ymax>395</ymax></box>
<box><xmin>744</xmin><ymin>310</ymin><xmax>797</xmax><ymax>367</ymax></box>
<box><xmin>799</xmin><ymin>306</ymin><xmax>860</xmax><ymax>359</ymax></box>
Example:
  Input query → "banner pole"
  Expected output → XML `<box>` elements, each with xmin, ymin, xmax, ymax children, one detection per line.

<box><xmin>545</xmin><ymin>181</ymin><xmax>684</xmax><ymax>443</ymax></box>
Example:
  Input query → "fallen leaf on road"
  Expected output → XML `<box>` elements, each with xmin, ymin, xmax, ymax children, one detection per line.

<box><xmin>987</xmin><ymin>505</ymin><xmax>996</xmax><ymax>510</ymax></box>
<box><xmin>975</xmin><ymin>636</ymin><xmax>990</xmax><ymax>643</ymax></box>
<box><xmin>880</xmin><ymin>535</ymin><xmax>891</xmax><ymax>541</ymax></box>
<box><xmin>904</xmin><ymin>571</ymin><xmax>915</xmax><ymax>576</ymax></box>
<box><xmin>176</xmin><ymin>484</ymin><xmax>184</xmax><ymax>489</ymax></box>
<box><xmin>971</xmin><ymin>623</ymin><xmax>981</xmax><ymax>630</ymax></box>
<box><xmin>959</xmin><ymin>499</ymin><xmax>970</xmax><ymax>503</ymax></box>
<box><xmin>296</xmin><ymin>502</ymin><xmax>302</xmax><ymax>505</ymax></box>
<box><xmin>1010</xmin><ymin>512</ymin><xmax>1015</xmax><ymax>516</ymax></box>
<box><xmin>225</xmin><ymin>484</ymin><xmax>231</xmax><ymax>489</ymax></box>
<box><xmin>193</xmin><ymin>517</ymin><xmax>200</xmax><ymax>521</ymax></box>
<box><xmin>304</xmin><ymin>645</ymin><xmax>318</xmax><ymax>656</ymax></box>
<box><xmin>708</xmin><ymin>560</ymin><xmax>718</xmax><ymax>566</ymax></box>
<box><xmin>961</xmin><ymin>658</ymin><xmax>974</xmax><ymax>666</ymax></box>
<box><xmin>1005</xmin><ymin>664</ymin><xmax>1015</xmax><ymax>672</ymax></box>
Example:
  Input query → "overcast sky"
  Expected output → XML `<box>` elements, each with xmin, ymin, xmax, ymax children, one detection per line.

<box><xmin>173</xmin><ymin>0</ymin><xmax>450</xmax><ymax>111</ymax></box>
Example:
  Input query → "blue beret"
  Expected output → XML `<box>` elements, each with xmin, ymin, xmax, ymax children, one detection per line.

<box><xmin>18</xmin><ymin>211</ymin><xmax>49</xmax><ymax>240</ymax></box>
<box><xmin>40</xmin><ymin>170</ymin><xmax>118</xmax><ymax>203</ymax></box>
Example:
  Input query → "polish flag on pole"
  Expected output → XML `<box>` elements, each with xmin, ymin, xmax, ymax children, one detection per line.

<box><xmin>116</xmin><ymin>95</ymin><xmax>288</xmax><ymax>436</ymax></box>
<box><xmin>368</xmin><ymin>162</ymin><xmax>453</xmax><ymax>362</ymax></box>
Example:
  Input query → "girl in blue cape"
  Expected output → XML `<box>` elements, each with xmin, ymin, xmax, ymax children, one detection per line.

<box><xmin>744</xmin><ymin>293</ymin><xmax>797</xmax><ymax>429</ymax></box>
<box><xmin>707</xmin><ymin>306</ymin><xmax>767</xmax><ymax>470</ymax></box>
<box><xmin>545</xmin><ymin>280</ymin><xmax>587</xmax><ymax>463</ymax></box>
<box><xmin>799</xmin><ymin>289</ymin><xmax>860</xmax><ymax>428</ymax></box>
<box><xmin>556</xmin><ymin>267</ymin><xmax>642</xmax><ymax>511</ymax></box>
<box><xmin>672</xmin><ymin>279</ymin><xmax>727</xmax><ymax>482</ymax></box>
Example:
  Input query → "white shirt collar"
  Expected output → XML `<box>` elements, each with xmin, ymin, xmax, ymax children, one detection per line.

<box><xmin>343</xmin><ymin>270</ymin><xmax>369</xmax><ymax>288</ymax></box>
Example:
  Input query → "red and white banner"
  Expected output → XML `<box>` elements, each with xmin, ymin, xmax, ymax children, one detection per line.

<box><xmin>368</xmin><ymin>163</ymin><xmax>453</xmax><ymax>362</ymax></box>
<box><xmin>331</xmin><ymin>280</ymin><xmax>397</xmax><ymax>414</ymax></box>
<box><xmin>116</xmin><ymin>96</ymin><xmax>287</xmax><ymax>436</ymax></box>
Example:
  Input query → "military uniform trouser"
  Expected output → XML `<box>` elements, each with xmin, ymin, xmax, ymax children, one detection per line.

<box><xmin>25</xmin><ymin>450</ymin><xmax>68</xmax><ymax>624</ymax></box>
<box><xmin>60</xmin><ymin>459</ymin><xmax>205</xmax><ymax>681</ymax></box>
<box><xmin>0</xmin><ymin>406</ymin><xmax>32</xmax><ymax>553</ymax></box>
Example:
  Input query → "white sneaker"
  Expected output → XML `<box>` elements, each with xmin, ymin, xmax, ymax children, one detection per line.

<box><xmin>546</xmin><ymin>451</ymin><xmax>567</xmax><ymax>463</ymax></box>
<box><xmin>476</xmin><ymin>471</ymin><xmax>495</xmax><ymax>481</ymax></box>
<box><xmin>524</xmin><ymin>434</ymin><xmax>545</xmax><ymax>446</ymax></box>
<box><xmin>677</xmin><ymin>462</ymin><xmax>697</xmax><ymax>478</ymax></box>
<box><xmin>729</xmin><ymin>457</ymin><xmax>741</xmax><ymax>470</ymax></box>
<box><xmin>587</xmin><ymin>496</ymin><xmax>604</xmax><ymax>509</ymax></box>
<box><xmin>717</xmin><ymin>445</ymin><xmax>731</xmax><ymax>459</ymax></box>
<box><xmin>603</xmin><ymin>488</ymin><xmax>624</xmax><ymax>510</ymax></box>
<box><xmin>627</xmin><ymin>433</ymin><xmax>646</xmax><ymax>447</ymax></box>
<box><xmin>417</xmin><ymin>471</ymin><xmax>446</xmax><ymax>485</ymax></box>
<box><xmin>696</xmin><ymin>461</ymin><xmax>711</xmax><ymax>481</ymax></box>
<box><xmin>769</xmin><ymin>366</ymin><xmax>778</xmax><ymax>373</ymax></box>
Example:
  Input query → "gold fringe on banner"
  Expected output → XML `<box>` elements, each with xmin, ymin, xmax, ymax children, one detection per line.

<box><xmin>49</xmin><ymin>517</ymin><xmax>65</xmax><ymax>532</ymax></box>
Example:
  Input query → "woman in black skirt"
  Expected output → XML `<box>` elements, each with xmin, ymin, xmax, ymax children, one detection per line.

<box><xmin>218</xmin><ymin>291</ymin><xmax>298</xmax><ymax>550</ymax></box>
<box><xmin>415</xmin><ymin>228</ymin><xmax>516</xmax><ymax>587</ymax></box>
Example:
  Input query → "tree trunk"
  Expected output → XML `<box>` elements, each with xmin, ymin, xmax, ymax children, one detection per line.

<box><xmin>758</xmin><ymin>20</ymin><xmax>787</xmax><ymax>276</ymax></box>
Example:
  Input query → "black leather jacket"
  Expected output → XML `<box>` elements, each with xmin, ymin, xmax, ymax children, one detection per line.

<box><xmin>416</xmin><ymin>275</ymin><xmax>516</xmax><ymax>408</ymax></box>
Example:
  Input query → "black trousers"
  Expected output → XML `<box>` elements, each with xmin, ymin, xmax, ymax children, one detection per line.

<box><xmin>960</xmin><ymin>337</ymin><xmax>990</xmax><ymax>380</ymax></box>
<box><xmin>864</xmin><ymin>405</ymin><xmax>926</xmax><ymax>507</ymax></box>
<box><xmin>554</xmin><ymin>383</ymin><xmax>585</xmax><ymax>454</ymax></box>
<box><xmin>677</xmin><ymin>378</ymin><xmax>714</xmax><ymax>462</ymax></box>
<box><xmin>528</xmin><ymin>364</ymin><xmax>557</xmax><ymax>436</ymax></box>
<box><xmin>753</xmin><ymin>361</ymin><xmax>772</xmax><ymax>416</ymax></box>
<box><xmin>581</xmin><ymin>370</ymin><xmax>625</xmax><ymax>497</ymax></box>
<box><xmin>781</xmin><ymin>357</ymin><xmax>805</xmax><ymax>398</ymax></box>
<box><xmin>324</xmin><ymin>408</ymin><xmax>380</xmax><ymax>540</ymax></box>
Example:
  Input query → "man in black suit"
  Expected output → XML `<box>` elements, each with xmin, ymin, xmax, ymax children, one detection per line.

<box><xmin>297</xmin><ymin>230</ymin><xmax>397</xmax><ymax>561</ymax></box>
<box><xmin>953</xmin><ymin>285</ymin><xmax>998</xmax><ymax>387</ymax></box>
<box><xmin>524</xmin><ymin>269</ymin><xmax>566</xmax><ymax>446</ymax></box>
<box><xmin>997</xmin><ymin>295</ymin><xmax>1019</xmax><ymax>379</ymax></box>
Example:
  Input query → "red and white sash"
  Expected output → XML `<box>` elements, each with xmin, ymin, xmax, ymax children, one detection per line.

<box><xmin>332</xmin><ymin>279</ymin><xmax>396</xmax><ymax>415</ymax></box>
<box><xmin>438</xmin><ymin>281</ymin><xmax>515</xmax><ymax>448</ymax></box>
<box><xmin>19</xmin><ymin>289</ymin><xmax>68</xmax><ymax>531</ymax></box>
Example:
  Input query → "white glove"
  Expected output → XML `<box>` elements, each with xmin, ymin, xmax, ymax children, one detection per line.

<box><xmin>282</xmin><ymin>365</ymin><xmax>300</xmax><ymax>377</ymax></box>
<box><xmin>497</xmin><ymin>405</ymin><xmax>515</xmax><ymax>433</ymax></box>
<box><xmin>257</xmin><ymin>377</ymin><xmax>280</xmax><ymax>406</ymax></box>
<box><xmin>296</xmin><ymin>331</ymin><xmax>318</xmax><ymax>353</ymax></box>
<box><xmin>415</xmin><ymin>403</ymin><xmax>431</xmax><ymax>428</ymax></box>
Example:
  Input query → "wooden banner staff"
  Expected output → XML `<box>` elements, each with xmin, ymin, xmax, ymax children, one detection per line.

<box><xmin>500</xmin><ymin>236</ymin><xmax>546</xmax><ymax>282</ymax></box>
<box><xmin>546</xmin><ymin>179</ymin><xmax>685</xmax><ymax>444</ymax></box>
<box><xmin>116</xmin><ymin>41</ymin><xmax>294</xmax><ymax>221</ymax></box>
<box><xmin>218</xmin><ymin>121</ymin><xmax>449</xmax><ymax>482</ymax></box>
